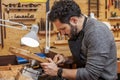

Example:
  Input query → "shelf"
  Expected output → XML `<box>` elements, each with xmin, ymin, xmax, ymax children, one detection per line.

<box><xmin>115</xmin><ymin>38</ymin><xmax>120</xmax><ymax>42</ymax></box>
<box><xmin>10</xmin><ymin>23</ymin><xmax>33</xmax><ymax>26</ymax></box>
<box><xmin>5</xmin><ymin>7</ymin><xmax>38</xmax><ymax>11</ymax></box>
<box><xmin>108</xmin><ymin>17</ymin><xmax>120</xmax><ymax>20</ymax></box>
<box><xmin>9</xmin><ymin>18</ymin><xmax>36</xmax><ymax>21</ymax></box>
<box><xmin>38</xmin><ymin>31</ymin><xmax>58</xmax><ymax>35</ymax></box>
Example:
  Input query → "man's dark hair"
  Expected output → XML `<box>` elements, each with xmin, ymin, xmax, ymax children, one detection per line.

<box><xmin>49</xmin><ymin>0</ymin><xmax>82</xmax><ymax>23</ymax></box>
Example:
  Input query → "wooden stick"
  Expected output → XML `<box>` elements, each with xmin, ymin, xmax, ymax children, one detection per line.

<box><xmin>0</xmin><ymin>0</ymin><xmax>4</xmax><ymax>48</ymax></box>
<box><xmin>9</xmin><ymin>46</ymin><xmax>48</xmax><ymax>63</ymax></box>
<box><xmin>0</xmin><ymin>65</ymin><xmax>11</xmax><ymax>71</ymax></box>
<box><xmin>54</xmin><ymin>40</ymin><xmax>68</xmax><ymax>45</ymax></box>
<box><xmin>105</xmin><ymin>0</ymin><xmax>107</xmax><ymax>9</ymax></box>
<box><xmin>3</xmin><ymin>12</ymin><xmax>6</xmax><ymax>39</ymax></box>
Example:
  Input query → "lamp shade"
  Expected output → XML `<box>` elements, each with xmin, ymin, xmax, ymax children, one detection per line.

<box><xmin>21</xmin><ymin>24</ymin><xmax>39</xmax><ymax>47</ymax></box>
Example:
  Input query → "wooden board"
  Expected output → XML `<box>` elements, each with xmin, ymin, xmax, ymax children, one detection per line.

<box><xmin>117</xmin><ymin>61</ymin><xmax>120</xmax><ymax>73</ymax></box>
<box><xmin>9</xmin><ymin>46</ymin><xmax>48</xmax><ymax>63</ymax></box>
<box><xmin>54</xmin><ymin>40</ymin><xmax>68</xmax><ymax>45</ymax></box>
<box><xmin>0</xmin><ymin>65</ymin><xmax>22</xmax><ymax>71</ymax></box>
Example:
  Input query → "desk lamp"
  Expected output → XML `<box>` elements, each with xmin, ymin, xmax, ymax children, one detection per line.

<box><xmin>21</xmin><ymin>24</ymin><xmax>39</xmax><ymax>47</ymax></box>
<box><xmin>0</xmin><ymin>19</ymin><xmax>39</xmax><ymax>48</ymax></box>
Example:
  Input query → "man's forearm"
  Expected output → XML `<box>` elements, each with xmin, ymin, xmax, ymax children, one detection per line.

<box><xmin>62</xmin><ymin>68</ymin><xmax>77</xmax><ymax>80</ymax></box>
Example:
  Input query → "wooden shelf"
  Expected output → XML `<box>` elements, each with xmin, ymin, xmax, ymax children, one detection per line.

<box><xmin>108</xmin><ymin>17</ymin><xmax>120</xmax><ymax>20</ymax></box>
<box><xmin>115</xmin><ymin>38</ymin><xmax>120</xmax><ymax>42</ymax></box>
<box><xmin>38</xmin><ymin>31</ymin><xmax>58</xmax><ymax>35</ymax></box>
<box><xmin>6</xmin><ymin>7</ymin><xmax>38</xmax><ymax>10</ymax></box>
<box><xmin>9</xmin><ymin>18</ymin><xmax>36</xmax><ymax>21</ymax></box>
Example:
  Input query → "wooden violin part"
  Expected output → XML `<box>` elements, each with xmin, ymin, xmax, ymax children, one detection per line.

<box><xmin>9</xmin><ymin>46</ymin><xmax>48</xmax><ymax>63</ymax></box>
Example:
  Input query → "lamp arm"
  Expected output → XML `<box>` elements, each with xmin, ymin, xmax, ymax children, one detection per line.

<box><xmin>49</xmin><ymin>22</ymin><xmax>51</xmax><ymax>48</ymax></box>
<box><xmin>0</xmin><ymin>24</ymin><xmax>25</xmax><ymax>30</ymax></box>
<box><xmin>45</xmin><ymin>11</ymin><xmax>50</xmax><ymax>53</ymax></box>
<box><xmin>0</xmin><ymin>19</ymin><xmax>27</xmax><ymax>30</ymax></box>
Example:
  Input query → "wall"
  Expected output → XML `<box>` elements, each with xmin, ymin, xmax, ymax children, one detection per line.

<box><xmin>0</xmin><ymin>0</ymin><xmax>47</xmax><ymax>55</ymax></box>
<box><xmin>0</xmin><ymin>0</ymin><xmax>120</xmax><ymax>55</ymax></box>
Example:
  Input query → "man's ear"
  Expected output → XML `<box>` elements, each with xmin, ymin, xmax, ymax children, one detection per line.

<box><xmin>69</xmin><ymin>17</ymin><xmax>78</xmax><ymax>26</ymax></box>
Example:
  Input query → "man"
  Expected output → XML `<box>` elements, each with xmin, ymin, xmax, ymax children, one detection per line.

<box><xmin>41</xmin><ymin>0</ymin><xmax>117</xmax><ymax>80</ymax></box>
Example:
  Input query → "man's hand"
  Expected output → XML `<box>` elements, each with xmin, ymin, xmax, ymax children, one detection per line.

<box><xmin>53</xmin><ymin>54</ymin><xmax>66</xmax><ymax>65</ymax></box>
<box><xmin>40</xmin><ymin>58</ymin><xmax>59</xmax><ymax>76</ymax></box>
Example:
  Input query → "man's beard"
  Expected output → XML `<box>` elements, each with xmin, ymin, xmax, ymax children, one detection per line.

<box><xmin>67</xmin><ymin>24</ymin><xmax>78</xmax><ymax>40</ymax></box>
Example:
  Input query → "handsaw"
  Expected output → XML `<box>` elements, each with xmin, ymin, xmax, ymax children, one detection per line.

<box><xmin>9</xmin><ymin>46</ymin><xmax>48</xmax><ymax>63</ymax></box>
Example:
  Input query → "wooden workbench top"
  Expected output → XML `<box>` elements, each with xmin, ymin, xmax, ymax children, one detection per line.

<box><xmin>0</xmin><ymin>65</ymin><xmax>34</xmax><ymax>80</ymax></box>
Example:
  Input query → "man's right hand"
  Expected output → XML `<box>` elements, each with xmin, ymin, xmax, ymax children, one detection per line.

<box><xmin>53</xmin><ymin>54</ymin><xmax>66</xmax><ymax>65</ymax></box>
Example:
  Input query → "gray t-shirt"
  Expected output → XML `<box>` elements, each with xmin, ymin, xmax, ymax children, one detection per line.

<box><xmin>68</xmin><ymin>18</ymin><xmax>117</xmax><ymax>80</ymax></box>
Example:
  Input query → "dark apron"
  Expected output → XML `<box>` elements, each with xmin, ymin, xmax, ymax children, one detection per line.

<box><xmin>68</xmin><ymin>17</ymin><xmax>87</xmax><ymax>68</ymax></box>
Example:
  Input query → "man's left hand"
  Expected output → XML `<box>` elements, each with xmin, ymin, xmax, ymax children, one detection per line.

<box><xmin>40</xmin><ymin>58</ymin><xmax>59</xmax><ymax>76</ymax></box>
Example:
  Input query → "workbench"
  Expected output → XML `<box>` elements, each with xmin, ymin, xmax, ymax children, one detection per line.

<box><xmin>0</xmin><ymin>42</ymin><xmax>120</xmax><ymax>80</ymax></box>
<box><xmin>0</xmin><ymin>65</ymin><xmax>34</xmax><ymax>80</ymax></box>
